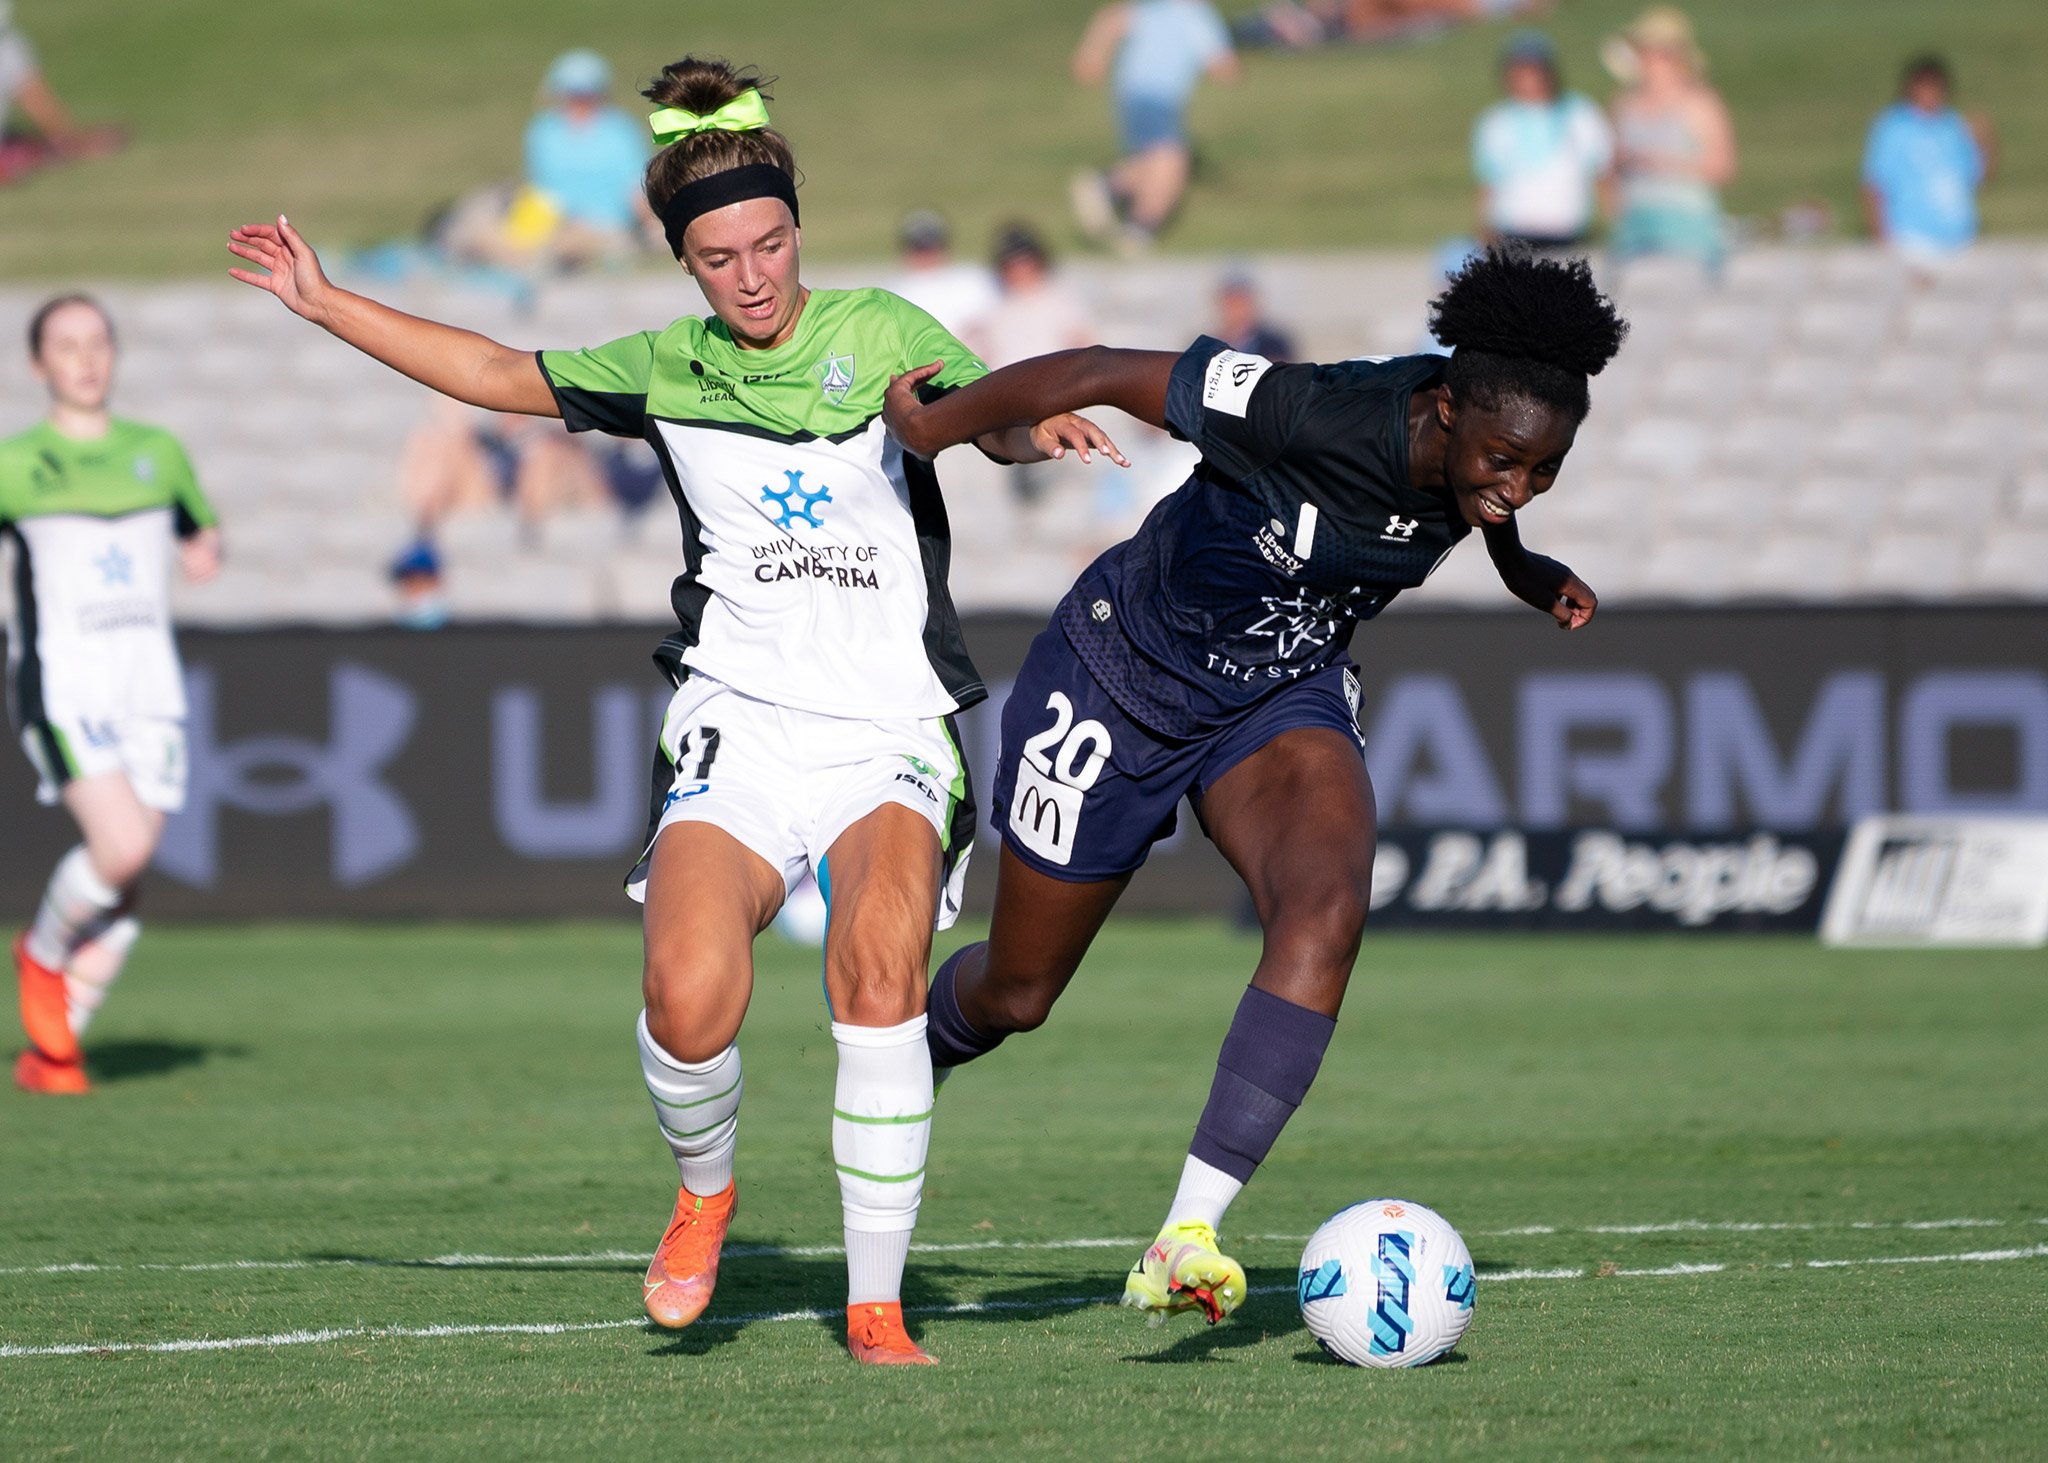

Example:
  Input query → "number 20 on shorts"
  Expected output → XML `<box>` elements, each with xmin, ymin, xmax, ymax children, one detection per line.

<box><xmin>1009</xmin><ymin>691</ymin><xmax>1111</xmax><ymax>867</ymax></box>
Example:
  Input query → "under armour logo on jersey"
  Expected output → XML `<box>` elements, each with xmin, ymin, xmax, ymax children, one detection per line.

<box><xmin>816</xmin><ymin>354</ymin><xmax>855</xmax><ymax>405</ymax></box>
<box><xmin>760</xmin><ymin>470</ymin><xmax>833</xmax><ymax>530</ymax></box>
<box><xmin>1381</xmin><ymin>514</ymin><xmax>1419</xmax><ymax>542</ymax></box>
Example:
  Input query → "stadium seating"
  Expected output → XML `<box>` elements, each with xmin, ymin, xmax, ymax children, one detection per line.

<box><xmin>0</xmin><ymin>243</ymin><xmax>2042</xmax><ymax>625</ymax></box>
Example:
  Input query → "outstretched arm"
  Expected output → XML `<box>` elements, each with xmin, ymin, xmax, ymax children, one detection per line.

<box><xmin>885</xmin><ymin>347</ymin><xmax>1177</xmax><ymax>460</ymax></box>
<box><xmin>228</xmin><ymin>217</ymin><xmax>557</xmax><ymax>417</ymax></box>
<box><xmin>1072</xmin><ymin>4</ymin><xmax>1131</xmax><ymax>86</ymax></box>
<box><xmin>1482</xmin><ymin>517</ymin><xmax>1597</xmax><ymax>629</ymax></box>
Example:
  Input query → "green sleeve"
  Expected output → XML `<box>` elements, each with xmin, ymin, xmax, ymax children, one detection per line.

<box><xmin>883</xmin><ymin>294</ymin><xmax>988</xmax><ymax>396</ymax></box>
<box><xmin>537</xmin><ymin>332</ymin><xmax>659</xmax><ymax>437</ymax></box>
<box><xmin>0</xmin><ymin>443</ymin><xmax>23</xmax><ymax>526</ymax></box>
<box><xmin>161</xmin><ymin>435</ymin><xmax>217</xmax><ymax>536</ymax></box>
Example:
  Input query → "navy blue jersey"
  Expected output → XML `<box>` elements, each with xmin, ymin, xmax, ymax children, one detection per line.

<box><xmin>1056</xmin><ymin>338</ymin><xmax>1469</xmax><ymax>738</ymax></box>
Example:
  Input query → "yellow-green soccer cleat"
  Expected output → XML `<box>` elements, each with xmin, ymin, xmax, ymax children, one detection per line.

<box><xmin>1121</xmin><ymin>1221</ymin><xmax>1248</xmax><ymax>1323</ymax></box>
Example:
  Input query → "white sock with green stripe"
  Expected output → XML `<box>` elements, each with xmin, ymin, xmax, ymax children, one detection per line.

<box><xmin>637</xmin><ymin>1012</ymin><xmax>742</xmax><ymax>1196</ymax></box>
<box><xmin>26</xmin><ymin>846</ymin><xmax>121</xmax><ymax>973</ymax></box>
<box><xmin>832</xmin><ymin>1015</ymin><xmax>933</xmax><ymax>1305</ymax></box>
<box><xmin>66</xmin><ymin>914</ymin><xmax>140</xmax><ymax>1038</ymax></box>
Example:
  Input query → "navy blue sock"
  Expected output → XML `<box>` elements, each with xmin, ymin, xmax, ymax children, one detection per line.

<box><xmin>926</xmin><ymin>944</ymin><xmax>1008</xmax><ymax>1070</ymax></box>
<box><xmin>1188</xmin><ymin>986</ymin><xmax>1337</xmax><ymax>1183</ymax></box>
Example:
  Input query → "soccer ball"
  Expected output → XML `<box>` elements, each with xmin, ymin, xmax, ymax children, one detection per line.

<box><xmin>1297</xmin><ymin>1198</ymin><xmax>1475</xmax><ymax>1368</ymax></box>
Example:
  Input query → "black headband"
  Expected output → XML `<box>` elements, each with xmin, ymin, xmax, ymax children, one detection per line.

<box><xmin>657</xmin><ymin>164</ymin><xmax>800</xmax><ymax>257</ymax></box>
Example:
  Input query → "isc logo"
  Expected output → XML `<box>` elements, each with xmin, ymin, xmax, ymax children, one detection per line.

<box><xmin>1008</xmin><ymin>691</ymin><xmax>1112</xmax><ymax>867</ymax></box>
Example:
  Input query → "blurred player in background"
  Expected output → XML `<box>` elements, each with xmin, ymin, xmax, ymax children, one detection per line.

<box><xmin>228</xmin><ymin>57</ymin><xmax>1116</xmax><ymax>1366</ymax></box>
<box><xmin>887</xmin><ymin>249</ymin><xmax>1626</xmax><ymax>1323</ymax></box>
<box><xmin>1070</xmin><ymin>0</ymin><xmax>1238</xmax><ymax>255</ymax></box>
<box><xmin>6</xmin><ymin>295</ymin><xmax>220</xmax><ymax>1094</ymax></box>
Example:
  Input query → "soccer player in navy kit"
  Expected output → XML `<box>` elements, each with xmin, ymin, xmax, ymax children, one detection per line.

<box><xmin>884</xmin><ymin>249</ymin><xmax>1628</xmax><ymax>1321</ymax></box>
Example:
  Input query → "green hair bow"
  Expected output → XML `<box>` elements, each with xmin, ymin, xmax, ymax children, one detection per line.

<box><xmin>648</xmin><ymin>90</ymin><xmax>771</xmax><ymax>144</ymax></box>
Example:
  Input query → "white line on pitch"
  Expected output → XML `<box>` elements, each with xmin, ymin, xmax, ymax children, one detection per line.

<box><xmin>0</xmin><ymin>1237</ymin><xmax>1145</xmax><ymax>1279</ymax></box>
<box><xmin>4</xmin><ymin>1216</ymin><xmax>2041</xmax><ymax>1280</ymax></box>
<box><xmin>3</xmin><ymin>1244</ymin><xmax>2044</xmax><ymax>1362</ymax></box>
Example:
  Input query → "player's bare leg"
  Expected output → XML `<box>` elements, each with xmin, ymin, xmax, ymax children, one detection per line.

<box><xmin>636</xmin><ymin>824</ymin><xmax>781</xmax><ymax>1329</ymax></box>
<box><xmin>16</xmin><ymin>772</ymin><xmax>161</xmax><ymax>1094</ymax></box>
<box><xmin>926</xmin><ymin>850</ymin><xmax>1129</xmax><ymax>1071</ymax></box>
<box><xmin>819</xmin><ymin>803</ymin><xmax>945</xmax><ymax>1366</ymax></box>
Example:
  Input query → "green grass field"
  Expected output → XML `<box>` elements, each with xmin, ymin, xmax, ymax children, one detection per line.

<box><xmin>3</xmin><ymin>922</ymin><xmax>2044</xmax><ymax>1458</ymax></box>
<box><xmin>7</xmin><ymin>0</ymin><xmax>2048</xmax><ymax>278</ymax></box>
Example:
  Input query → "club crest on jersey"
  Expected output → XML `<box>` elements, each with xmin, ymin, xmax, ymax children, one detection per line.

<box><xmin>1244</xmin><ymin>591</ymin><xmax>1340</xmax><ymax>660</ymax></box>
<box><xmin>94</xmin><ymin>545</ymin><xmax>135</xmax><ymax>586</ymax></box>
<box><xmin>1381</xmin><ymin>514</ymin><xmax>1419</xmax><ymax>542</ymax></box>
<box><xmin>133</xmin><ymin>455</ymin><xmax>157</xmax><ymax>483</ymax></box>
<box><xmin>816</xmin><ymin>354</ymin><xmax>856</xmax><ymax>405</ymax></box>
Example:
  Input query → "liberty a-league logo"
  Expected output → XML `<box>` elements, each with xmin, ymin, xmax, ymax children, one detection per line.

<box><xmin>816</xmin><ymin>353</ymin><xmax>855</xmax><ymax>405</ymax></box>
<box><xmin>1009</xmin><ymin>691</ymin><xmax>1112</xmax><ymax>867</ymax></box>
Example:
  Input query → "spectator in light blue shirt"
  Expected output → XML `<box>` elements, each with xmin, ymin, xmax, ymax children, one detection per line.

<box><xmin>1070</xmin><ymin>0</ymin><xmax>1238</xmax><ymax>254</ymax></box>
<box><xmin>1862</xmin><ymin>55</ymin><xmax>1997</xmax><ymax>265</ymax></box>
<box><xmin>521</xmin><ymin>51</ymin><xmax>654</xmax><ymax>252</ymax></box>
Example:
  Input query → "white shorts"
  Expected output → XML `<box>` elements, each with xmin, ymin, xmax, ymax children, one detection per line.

<box><xmin>628</xmin><ymin>675</ymin><xmax>975</xmax><ymax>930</ymax></box>
<box><xmin>19</xmin><ymin>713</ymin><xmax>188</xmax><ymax>812</ymax></box>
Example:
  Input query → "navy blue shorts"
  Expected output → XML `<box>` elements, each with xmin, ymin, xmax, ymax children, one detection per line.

<box><xmin>991</xmin><ymin>626</ymin><xmax>1365</xmax><ymax>883</ymax></box>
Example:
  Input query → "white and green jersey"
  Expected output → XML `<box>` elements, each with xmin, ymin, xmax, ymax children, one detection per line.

<box><xmin>539</xmin><ymin>288</ymin><xmax>990</xmax><ymax>719</ymax></box>
<box><xmin>1</xmin><ymin>419</ymin><xmax>215</xmax><ymax>731</ymax></box>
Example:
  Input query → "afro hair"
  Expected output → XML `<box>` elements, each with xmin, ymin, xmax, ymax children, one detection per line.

<box><xmin>1427</xmin><ymin>248</ymin><xmax>1629</xmax><ymax>421</ymax></box>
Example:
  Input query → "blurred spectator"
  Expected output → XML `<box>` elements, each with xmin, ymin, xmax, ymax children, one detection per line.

<box><xmin>1237</xmin><ymin>0</ymin><xmax>1550</xmax><ymax>51</ymax></box>
<box><xmin>1213</xmin><ymin>269</ymin><xmax>1297</xmax><ymax>360</ymax></box>
<box><xmin>389</xmin><ymin>540</ymin><xmax>450</xmax><ymax>630</ymax></box>
<box><xmin>444</xmin><ymin>50</ymin><xmax>656</xmax><ymax>274</ymax></box>
<box><xmin>980</xmin><ymin>225</ymin><xmax>1094</xmax><ymax>506</ymax></box>
<box><xmin>1070</xmin><ymin>0</ymin><xmax>1238</xmax><ymax>255</ymax></box>
<box><xmin>981</xmin><ymin>225</ymin><xmax>1095</xmax><ymax>369</ymax></box>
<box><xmin>0</xmin><ymin>0</ymin><xmax>124</xmax><ymax>184</ymax></box>
<box><xmin>1862</xmin><ymin>55</ymin><xmax>1997</xmax><ymax>270</ymax></box>
<box><xmin>884</xmin><ymin>209</ymin><xmax>999</xmax><ymax>343</ymax></box>
<box><xmin>398</xmin><ymin>398</ymin><xmax>609</xmax><ymax>534</ymax></box>
<box><xmin>1471</xmin><ymin>31</ymin><xmax>1612</xmax><ymax>252</ymax></box>
<box><xmin>1604</xmin><ymin>6</ymin><xmax>1735</xmax><ymax>274</ymax></box>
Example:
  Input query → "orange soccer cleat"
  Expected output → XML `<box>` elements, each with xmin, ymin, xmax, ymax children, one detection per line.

<box><xmin>15</xmin><ymin>1046</ymin><xmax>89</xmax><ymax>1094</ymax></box>
<box><xmin>846</xmin><ymin>1301</ymin><xmax>938</xmax><ymax>1366</ymax></box>
<box><xmin>642</xmin><ymin>1181</ymin><xmax>737</xmax><ymax>1329</ymax></box>
<box><xmin>14</xmin><ymin>933</ymin><xmax>79</xmax><ymax>1065</ymax></box>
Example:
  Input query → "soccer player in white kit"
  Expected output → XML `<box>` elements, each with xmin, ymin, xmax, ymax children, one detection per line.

<box><xmin>228</xmin><ymin>57</ymin><xmax>1122</xmax><ymax>1365</ymax></box>
<box><xmin>6</xmin><ymin>295</ymin><xmax>222</xmax><ymax>1094</ymax></box>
